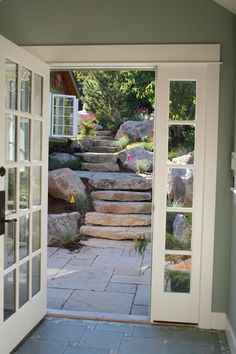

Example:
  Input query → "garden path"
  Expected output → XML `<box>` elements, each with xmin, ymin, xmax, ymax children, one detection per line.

<box><xmin>47</xmin><ymin>238</ymin><xmax>151</xmax><ymax>317</ymax></box>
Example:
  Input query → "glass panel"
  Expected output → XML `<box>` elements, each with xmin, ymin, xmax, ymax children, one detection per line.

<box><xmin>64</xmin><ymin>126</ymin><xmax>73</xmax><ymax>136</ymax></box>
<box><xmin>167</xmin><ymin>168</ymin><xmax>193</xmax><ymax>208</ymax></box>
<box><xmin>20</xmin><ymin>118</ymin><xmax>30</xmax><ymax>161</ymax></box>
<box><xmin>53</xmin><ymin>126</ymin><xmax>63</xmax><ymax>136</ymax></box>
<box><xmin>164</xmin><ymin>255</ymin><xmax>191</xmax><ymax>293</ymax></box>
<box><xmin>19</xmin><ymin>214</ymin><xmax>29</xmax><ymax>260</ymax></box>
<box><xmin>5</xmin><ymin>59</ymin><xmax>18</xmax><ymax>110</ymax></box>
<box><xmin>5</xmin><ymin>168</ymin><xmax>16</xmax><ymax>214</ymax></box>
<box><xmin>21</xmin><ymin>67</ymin><xmax>31</xmax><ymax>113</ymax></box>
<box><xmin>64</xmin><ymin>106</ymin><xmax>73</xmax><ymax>117</ymax></box>
<box><xmin>4</xmin><ymin>222</ymin><xmax>16</xmax><ymax>269</ymax></box>
<box><xmin>64</xmin><ymin>97</ymin><xmax>74</xmax><ymax>106</ymax></box>
<box><xmin>34</xmin><ymin>74</ymin><xmax>43</xmax><ymax>116</ymax></box>
<box><xmin>32</xmin><ymin>166</ymin><xmax>41</xmax><ymax>206</ymax></box>
<box><xmin>166</xmin><ymin>212</ymin><xmax>192</xmax><ymax>251</ymax></box>
<box><xmin>4</xmin><ymin>270</ymin><xmax>16</xmax><ymax>321</ymax></box>
<box><xmin>5</xmin><ymin>114</ymin><xmax>17</xmax><ymax>162</ymax></box>
<box><xmin>20</xmin><ymin>167</ymin><xmax>30</xmax><ymax>209</ymax></box>
<box><xmin>54</xmin><ymin>96</ymin><xmax>63</xmax><ymax>107</ymax></box>
<box><xmin>32</xmin><ymin>211</ymin><xmax>41</xmax><ymax>252</ymax></box>
<box><xmin>168</xmin><ymin>125</ymin><xmax>195</xmax><ymax>164</ymax></box>
<box><xmin>32</xmin><ymin>120</ymin><xmax>42</xmax><ymax>161</ymax></box>
<box><xmin>53</xmin><ymin>114</ymin><xmax>63</xmax><ymax>125</ymax></box>
<box><xmin>169</xmin><ymin>81</ymin><xmax>196</xmax><ymax>121</ymax></box>
<box><xmin>19</xmin><ymin>262</ymin><xmax>29</xmax><ymax>308</ymax></box>
<box><xmin>32</xmin><ymin>254</ymin><xmax>41</xmax><ymax>296</ymax></box>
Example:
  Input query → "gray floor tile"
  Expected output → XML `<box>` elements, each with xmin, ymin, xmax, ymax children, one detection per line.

<box><xmin>33</xmin><ymin>321</ymin><xmax>85</xmax><ymax>342</ymax></box>
<box><xmin>64</xmin><ymin>346</ymin><xmax>110</xmax><ymax>354</ymax></box>
<box><xmin>15</xmin><ymin>339</ymin><xmax>67</xmax><ymax>354</ymax></box>
<box><xmin>131</xmin><ymin>304</ymin><xmax>149</xmax><ymax>315</ymax></box>
<box><xmin>133</xmin><ymin>285</ymin><xmax>150</xmax><ymax>306</ymax></box>
<box><xmin>63</xmin><ymin>290</ymin><xmax>134</xmax><ymax>314</ymax></box>
<box><xmin>95</xmin><ymin>322</ymin><xmax>133</xmax><ymax>336</ymax></box>
<box><xmin>133</xmin><ymin>325</ymin><xmax>170</xmax><ymax>339</ymax></box>
<box><xmin>163</xmin><ymin>343</ymin><xmax>207</xmax><ymax>354</ymax></box>
<box><xmin>119</xmin><ymin>337</ymin><xmax>163</xmax><ymax>354</ymax></box>
<box><xmin>48</xmin><ymin>265</ymin><xmax>113</xmax><ymax>291</ymax></box>
<box><xmin>170</xmin><ymin>329</ymin><xmax>213</xmax><ymax>346</ymax></box>
<box><xmin>93</xmin><ymin>255</ymin><xmax>142</xmax><ymax>268</ymax></box>
<box><xmin>47</xmin><ymin>287</ymin><xmax>73</xmax><ymax>299</ymax></box>
<box><xmin>47</xmin><ymin>297</ymin><xmax>65</xmax><ymax>309</ymax></box>
<box><xmin>106</xmin><ymin>282</ymin><xmax>137</xmax><ymax>294</ymax></box>
<box><xmin>80</xmin><ymin>330</ymin><xmax>123</xmax><ymax>350</ymax></box>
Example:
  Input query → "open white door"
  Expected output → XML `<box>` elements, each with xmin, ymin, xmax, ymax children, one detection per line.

<box><xmin>0</xmin><ymin>35</ymin><xmax>49</xmax><ymax>354</ymax></box>
<box><xmin>151</xmin><ymin>65</ymin><xmax>206</xmax><ymax>324</ymax></box>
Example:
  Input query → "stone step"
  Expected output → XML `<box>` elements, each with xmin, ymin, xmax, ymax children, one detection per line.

<box><xmin>89</xmin><ymin>175</ymin><xmax>153</xmax><ymax>190</ymax></box>
<box><xmin>80</xmin><ymin>225</ymin><xmax>151</xmax><ymax>240</ymax></box>
<box><xmin>96</xmin><ymin>130</ymin><xmax>113</xmax><ymax>136</ymax></box>
<box><xmin>89</xmin><ymin>146</ymin><xmax>117</xmax><ymax>153</ymax></box>
<box><xmin>93</xmin><ymin>200</ymin><xmax>152</xmax><ymax>214</ymax></box>
<box><xmin>95</xmin><ymin>136</ymin><xmax>114</xmax><ymax>141</ymax></box>
<box><xmin>91</xmin><ymin>190</ymin><xmax>152</xmax><ymax>201</ymax></box>
<box><xmin>81</xmin><ymin>162</ymin><xmax>120</xmax><ymax>172</ymax></box>
<box><xmin>85</xmin><ymin>212</ymin><xmax>152</xmax><ymax>226</ymax></box>
<box><xmin>93</xmin><ymin>140</ymin><xmax>117</xmax><ymax>147</ymax></box>
<box><xmin>75</xmin><ymin>153</ymin><xmax>117</xmax><ymax>163</ymax></box>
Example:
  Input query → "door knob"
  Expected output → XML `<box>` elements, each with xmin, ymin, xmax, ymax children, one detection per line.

<box><xmin>4</xmin><ymin>218</ymin><xmax>17</xmax><ymax>223</ymax></box>
<box><xmin>0</xmin><ymin>167</ymin><xmax>6</xmax><ymax>177</ymax></box>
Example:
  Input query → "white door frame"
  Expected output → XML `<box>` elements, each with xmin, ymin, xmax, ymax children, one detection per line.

<box><xmin>23</xmin><ymin>44</ymin><xmax>221</xmax><ymax>329</ymax></box>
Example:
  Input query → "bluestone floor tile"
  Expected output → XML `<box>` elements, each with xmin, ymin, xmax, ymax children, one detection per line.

<box><xmin>33</xmin><ymin>321</ymin><xmax>85</xmax><ymax>342</ymax></box>
<box><xmin>163</xmin><ymin>343</ymin><xmax>208</xmax><ymax>354</ymax></box>
<box><xmin>95</xmin><ymin>322</ymin><xmax>133</xmax><ymax>336</ymax></box>
<box><xmin>79</xmin><ymin>330</ymin><xmax>123</xmax><ymax>350</ymax></box>
<box><xmin>119</xmin><ymin>336</ymin><xmax>163</xmax><ymax>354</ymax></box>
<box><xmin>15</xmin><ymin>339</ymin><xmax>67</xmax><ymax>354</ymax></box>
<box><xmin>64</xmin><ymin>346</ymin><xmax>110</xmax><ymax>354</ymax></box>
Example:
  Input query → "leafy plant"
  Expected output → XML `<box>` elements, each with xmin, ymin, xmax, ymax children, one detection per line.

<box><xmin>165</xmin><ymin>269</ymin><xmax>190</xmax><ymax>293</ymax></box>
<box><xmin>78</xmin><ymin>117</ymin><xmax>98</xmax><ymax>138</ymax></box>
<box><xmin>133</xmin><ymin>235</ymin><xmax>150</xmax><ymax>256</ymax></box>
<box><xmin>115</xmin><ymin>135</ymin><xmax>131</xmax><ymax>151</ymax></box>
<box><xmin>75</xmin><ymin>195</ymin><xmax>91</xmax><ymax>215</ymax></box>
<box><xmin>135</xmin><ymin>159</ymin><xmax>150</xmax><ymax>174</ymax></box>
<box><xmin>52</xmin><ymin>228</ymin><xmax>81</xmax><ymax>251</ymax></box>
<box><xmin>127</xmin><ymin>138</ymin><xmax>154</xmax><ymax>152</ymax></box>
<box><xmin>165</xmin><ymin>233</ymin><xmax>191</xmax><ymax>251</ymax></box>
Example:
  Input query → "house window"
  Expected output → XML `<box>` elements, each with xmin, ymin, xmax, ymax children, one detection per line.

<box><xmin>50</xmin><ymin>94</ymin><xmax>78</xmax><ymax>138</ymax></box>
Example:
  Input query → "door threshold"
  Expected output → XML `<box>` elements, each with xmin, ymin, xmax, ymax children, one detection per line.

<box><xmin>47</xmin><ymin>308</ymin><xmax>150</xmax><ymax>324</ymax></box>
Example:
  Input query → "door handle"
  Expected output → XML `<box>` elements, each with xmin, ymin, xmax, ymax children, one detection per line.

<box><xmin>4</xmin><ymin>218</ymin><xmax>17</xmax><ymax>223</ymax></box>
<box><xmin>0</xmin><ymin>190</ymin><xmax>5</xmax><ymax>235</ymax></box>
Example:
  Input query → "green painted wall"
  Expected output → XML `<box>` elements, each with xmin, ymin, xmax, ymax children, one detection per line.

<box><xmin>0</xmin><ymin>0</ymin><xmax>236</xmax><ymax>313</ymax></box>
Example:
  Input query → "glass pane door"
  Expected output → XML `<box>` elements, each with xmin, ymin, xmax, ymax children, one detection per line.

<box><xmin>151</xmin><ymin>65</ymin><xmax>206</xmax><ymax>323</ymax></box>
<box><xmin>0</xmin><ymin>34</ymin><xmax>49</xmax><ymax>354</ymax></box>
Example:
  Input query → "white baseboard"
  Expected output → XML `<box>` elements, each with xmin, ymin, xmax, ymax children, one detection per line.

<box><xmin>210</xmin><ymin>312</ymin><xmax>226</xmax><ymax>330</ymax></box>
<box><xmin>226</xmin><ymin>316</ymin><xmax>236</xmax><ymax>354</ymax></box>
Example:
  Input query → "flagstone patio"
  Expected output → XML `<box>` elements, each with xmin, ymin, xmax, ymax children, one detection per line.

<box><xmin>47</xmin><ymin>238</ymin><xmax>151</xmax><ymax>317</ymax></box>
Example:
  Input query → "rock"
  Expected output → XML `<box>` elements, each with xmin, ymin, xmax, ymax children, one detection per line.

<box><xmin>49</xmin><ymin>153</ymin><xmax>80</xmax><ymax>169</ymax></box>
<box><xmin>117</xmin><ymin>146</ymin><xmax>153</xmax><ymax>172</ymax></box>
<box><xmin>96</xmin><ymin>130</ymin><xmax>113</xmax><ymax>136</ymax></box>
<box><xmin>85</xmin><ymin>212</ymin><xmax>151</xmax><ymax>226</ymax></box>
<box><xmin>91</xmin><ymin>190</ymin><xmax>152</xmax><ymax>201</ymax></box>
<box><xmin>75</xmin><ymin>152</ymin><xmax>117</xmax><ymax>163</ymax></box>
<box><xmin>116</xmin><ymin>120</ymin><xmax>154</xmax><ymax>140</ymax></box>
<box><xmin>48</xmin><ymin>168</ymin><xmax>86</xmax><ymax>202</ymax></box>
<box><xmin>93</xmin><ymin>200</ymin><xmax>152</xmax><ymax>214</ymax></box>
<box><xmin>172</xmin><ymin>152</ymin><xmax>194</xmax><ymax>165</ymax></box>
<box><xmin>173</xmin><ymin>214</ymin><xmax>191</xmax><ymax>242</ymax></box>
<box><xmin>80</xmin><ymin>225</ymin><xmax>151</xmax><ymax>240</ymax></box>
<box><xmin>95</xmin><ymin>124</ymin><xmax>104</xmax><ymax>131</ymax></box>
<box><xmin>89</xmin><ymin>175</ymin><xmax>152</xmax><ymax>190</ymax></box>
<box><xmin>184</xmin><ymin>169</ymin><xmax>194</xmax><ymax>205</ymax></box>
<box><xmin>81</xmin><ymin>162</ymin><xmax>120</xmax><ymax>172</ymax></box>
<box><xmin>89</xmin><ymin>146</ymin><xmax>117</xmax><ymax>153</ymax></box>
<box><xmin>94</xmin><ymin>140</ymin><xmax>117</xmax><ymax>147</ymax></box>
<box><xmin>48</xmin><ymin>212</ymin><xmax>81</xmax><ymax>245</ymax></box>
<box><xmin>78</xmin><ymin>137</ymin><xmax>94</xmax><ymax>151</ymax></box>
<box><xmin>167</xmin><ymin>175</ymin><xmax>186</xmax><ymax>204</ymax></box>
<box><xmin>95</xmin><ymin>135</ymin><xmax>114</xmax><ymax>141</ymax></box>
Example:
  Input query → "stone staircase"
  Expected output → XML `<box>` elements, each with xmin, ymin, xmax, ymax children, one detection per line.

<box><xmin>78</xmin><ymin>128</ymin><xmax>152</xmax><ymax>240</ymax></box>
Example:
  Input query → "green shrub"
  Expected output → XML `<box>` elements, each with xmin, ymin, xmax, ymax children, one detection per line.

<box><xmin>133</xmin><ymin>235</ymin><xmax>150</xmax><ymax>256</ymax></box>
<box><xmin>135</xmin><ymin>159</ymin><xmax>150</xmax><ymax>174</ymax></box>
<box><xmin>125</xmin><ymin>137</ymin><xmax>154</xmax><ymax>152</ymax></box>
<box><xmin>48</xmin><ymin>159</ymin><xmax>62</xmax><ymax>171</ymax></box>
<box><xmin>165</xmin><ymin>233</ymin><xmax>191</xmax><ymax>251</ymax></box>
<box><xmin>115</xmin><ymin>135</ymin><xmax>131</xmax><ymax>151</ymax></box>
<box><xmin>78</xmin><ymin>117</ymin><xmax>98</xmax><ymax>138</ymax></box>
<box><xmin>48</xmin><ymin>158</ymin><xmax>79</xmax><ymax>171</ymax></box>
<box><xmin>58</xmin><ymin>228</ymin><xmax>78</xmax><ymax>245</ymax></box>
<box><xmin>75</xmin><ymin>195</ymin><xmax>91</xmax><ymax>215</ymax></box>
<box><xmin>168</xmin><ymin>147</ymin><xmax>188</xmax><ymax>161</ymax></box>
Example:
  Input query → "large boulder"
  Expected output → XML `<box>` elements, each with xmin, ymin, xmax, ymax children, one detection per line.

<box><xmin>89</xmin><ymin>175</ymin><xmax>153</xmax><ymax>190</ymax></box>
<box><xmin>48</xmin><ymin>168</ymin><xmax>86</xmax><ymax>202</ymax></box>
<box><xmin>117</xmin><ymin>146</ymin><xmax>153</xmax><ymax>172</ymax></box>
<box><xmin>167</xmin><ymin>175</ymin><xmax>186</xmax><ymax>204</ymax></box>
<box><xmin>172</xmin><ymin>152</ymin><xmax>194</xmax><ymax>165</ymax></box>
<box><xmin>70</xmin><ymin>137</ymin><xmax>94</xmax><ymax>153</ymax></box>
<box><xmin>116</xmin><ymin>120</ymin><xmax>154</xmax><ymax>140</ymax></box>
<box><xmin>173</xmin><ymin>214</ymin><xmax>191</xmax><ymax>242</ymax></box>
<box><xmin>49</xmin><ymin>153</ymin><xmax>80</xmax><ymax>170</ymax></box>
<box><xmin>48</xmin><ymin>212</ymin><xmax>81</xmax><ymax>245</ymax></box>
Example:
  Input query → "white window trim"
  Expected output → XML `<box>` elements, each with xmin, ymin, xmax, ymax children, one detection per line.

<box><xmin>23</xmin><ymin>44</ymin><xmax>221</xmax><ymax>329</ymax></box>
<box><xmin>50</xmin><ymin>93</ymin><xmax>78</xmax><ymax>138</ymax></box>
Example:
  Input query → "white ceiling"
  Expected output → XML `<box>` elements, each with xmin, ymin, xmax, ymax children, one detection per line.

<box><xmin>214</xmin><ymin>0</ymin><xmax>236</xmax><ymax>14</ymax></box>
